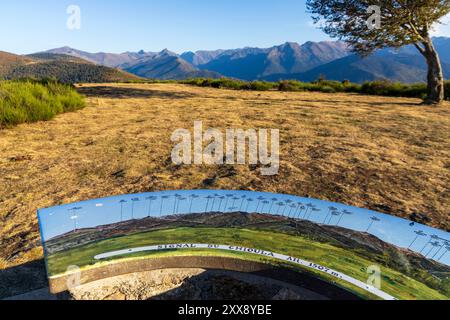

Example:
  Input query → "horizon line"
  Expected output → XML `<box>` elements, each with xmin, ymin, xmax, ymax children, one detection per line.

<box><xmin>12</xmin><ymin>35</ymin><xmax>448</xmax><ymax>56</ymax></box>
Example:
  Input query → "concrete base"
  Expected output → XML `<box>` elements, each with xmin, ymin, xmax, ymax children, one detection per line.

<box><xmin>48</xmin><ymin>256</ymin><xmax>359</xmax><ymax>300</ymax></box>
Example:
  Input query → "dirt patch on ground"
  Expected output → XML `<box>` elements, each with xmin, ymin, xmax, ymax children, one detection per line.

<box><xmin>0</xmin><ymin>83</ymin><xmax>449</xmax><ymax>270</ymax></box>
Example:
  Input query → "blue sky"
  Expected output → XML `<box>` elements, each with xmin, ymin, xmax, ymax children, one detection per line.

<box><xmin>1</xmin><ymin>0</ymin><xmax>328</xmax><ymax>54</ymax></box>
<box><xmin>1</xmin><ymin>1</ymin><xmax>449</xmax><ymax>55</ymax></box>
<box><xmin>0</xmin><ymin>1</ymin><xmax>367</xmax><ymax>54</ymax></box>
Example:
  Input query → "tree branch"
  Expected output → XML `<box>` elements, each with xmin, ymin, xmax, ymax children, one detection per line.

<box><xmin>413</xmin><ymin>42</ymin><xmax>426</xmax><ymax>56</ymax></box>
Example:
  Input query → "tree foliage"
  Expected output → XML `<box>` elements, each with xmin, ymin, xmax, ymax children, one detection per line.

<box><xmin>307</xmin><ymin>0</ymin><xmax>450</xmax><ymax>103</ymax></box>
<box><xmin>306</xmin><ymin>0</ymin><xmax>450</xmax><ymax>55</ymax></box>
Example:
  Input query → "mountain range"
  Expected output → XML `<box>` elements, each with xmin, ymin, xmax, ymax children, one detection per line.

<box><xmin>1</xmin><ymin>37</ymin><xmax>449</xmax><ymax>83</ymax></box>
<box><xmin>44</xmin><ymin>37</ymin><xmax>450</xmax><ymax>83</ymax></box>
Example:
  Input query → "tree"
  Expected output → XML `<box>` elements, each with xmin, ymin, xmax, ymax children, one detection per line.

<box><xmin>307</xmin><ymin>0</ymin><xmax>450</xmax><ymax>104</ymax></box>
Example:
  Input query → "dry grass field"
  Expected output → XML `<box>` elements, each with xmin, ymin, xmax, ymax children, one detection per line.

<box><xmin>0</xmin><ymin>83</ymin><xmax>449</xmax><ymax>270</ymax></box>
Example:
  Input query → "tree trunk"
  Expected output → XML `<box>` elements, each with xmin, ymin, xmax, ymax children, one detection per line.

<box><xmin>421</xmin><ymin>39</ymin><xmax>445</xmax><ymax>105</ymax></box>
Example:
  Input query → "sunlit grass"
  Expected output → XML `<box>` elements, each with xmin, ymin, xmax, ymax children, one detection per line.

<box><xmin>0</xmin><ymin>80</ymin><xmax>85</xmax><ymax>127</ymax></box>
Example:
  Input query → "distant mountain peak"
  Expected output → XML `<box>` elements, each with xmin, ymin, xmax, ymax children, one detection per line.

<box><xmin>57</xmin><ymin>46</ymin><xmax>73</xmax><ymax>49</ymax></box>
<box><xmin>281</xmin><ymin>41</ymin><xmax>300</xmax><ymax>47</ymax></box>
<box><xmin>160</xmin><ymin>48</ymin><xmax>172</xmax><ymax>54</ymax></box>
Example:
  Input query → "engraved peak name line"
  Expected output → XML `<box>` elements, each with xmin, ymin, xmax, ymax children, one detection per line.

<box><xmin>93</xmin><ymin>243</ymin><xmax>396</xmax><ymax>300</ymax></box>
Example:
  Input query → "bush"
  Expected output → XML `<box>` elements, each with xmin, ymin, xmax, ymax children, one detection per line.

<box><xmin>318</xmin><ymin>85</ymin><xmax>336</xmax><ymax>93</ymax></box>
<box><xmin>278</xmin><ymin>80</ymin><xmax>304</xmax><ymax>91</ymax></box>
<box><xmin>247</xmin><ymin>81</ymin><xmax>277</xmax><ymax>91</ymax></box>
<box><xmin>314</xmin><ymin>80</ymin><xmax>344</xmax><ymax>92</ymax></box>
<box><xmin>0</xmin><ymin>80</ymin><xmax>85</xmax><ymax>127</ymax></box>
<box><xmin>360</xmin><ymin>80</ymin><xmax>428</xmax><ymax>99</ymax></box>
<box><xmin>181</xmin><ymin>77</ymin><xmax>449</xmax><ymax>101</ymax></box>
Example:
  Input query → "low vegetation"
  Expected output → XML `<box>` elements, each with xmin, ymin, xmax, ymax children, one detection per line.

<box><xmin>0</xmin><ymin>80</ymin><xmax>85</xmax><ymax>127</ymax></box>
<box><xmin>127</xmin><ymin>78</ymin><xmax>450</xmax><ymax>101</ymax></box>
<box><xmin>184</xmin><ymin>78</ymin><xmax>450</xmax><ymax>101</ymax></box>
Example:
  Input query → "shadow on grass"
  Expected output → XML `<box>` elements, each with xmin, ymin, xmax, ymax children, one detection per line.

<box><xmin>294</xmin><ymin>98</ymin><xmax>422</xmax><ymax>107</ymax></box>
<box><xmin>76</xmin><ymin>85</ymin><xmax>198</xmax><ymax>99</ymax></box>
<box><xmin>0</xmin><ymin>259</ymin><xmax>48</xmax><ymax>299</ymax></box>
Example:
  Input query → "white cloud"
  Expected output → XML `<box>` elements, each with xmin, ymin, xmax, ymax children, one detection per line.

<box><xmin>431</xmin><ymin>13</ymin><xmax>450</xmax><ymax>36</ymax></box>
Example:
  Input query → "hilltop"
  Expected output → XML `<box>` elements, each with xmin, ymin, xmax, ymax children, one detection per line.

<box><xmin>0</xmin><ymin>51</ymin><xmax>141</xmax><ymax>83</ymax></box>
<box><xmin>0</xmin><ymin>51</ymin><xmax>34</xmax><ymax>75</ymax></box>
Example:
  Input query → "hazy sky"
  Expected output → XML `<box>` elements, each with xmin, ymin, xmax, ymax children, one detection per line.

<box><xmin>1</xmin><ymin>1</ymin><xmax>449</xmax><ymax>54</ymax></box>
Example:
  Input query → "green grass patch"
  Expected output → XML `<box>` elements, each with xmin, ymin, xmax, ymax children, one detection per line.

<box><xmin>47</xmin><ymin>227</ymin><xmax>449</xmax><ymax>300</ymax></box>
<box><xmin>0</xmin><ymin>79</ymin><xmax>85</xmax><ymax>128</ymax></box>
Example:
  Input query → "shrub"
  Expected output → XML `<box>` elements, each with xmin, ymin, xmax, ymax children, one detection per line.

<box><xmin>181</xmin><ymin>77</ymin><xmax>448</xmax><ymax>101</ymax></box>
<box><xmin>0</xmin><ymin>80</ymin><xmax>85</xmax><ymax>127</ymax></box>
<box><xmin>361</xmin><ymin>80</ymin><xmax>425</xmax><ymax>98</ymax></box>
<box><xmin>314</xmin><ymin>80</ymin><xmax>345</xmax><ymax>92</ymax></box>
<box><xmin>361</xmin><ymin>80</ymin><xmax>393</xmax><ymax>96</ymax></box>
<box><xmin>318</xmin><ymin>85</ymin><xmax>336</xmax><ymax>93</ymax></box>
<box><xmin>248</xmin><ymin>81</ymin><xmax>276</xmax><ymax>91</ymax></box>
<box><xmin>278</xmin><ymin>80</ymin><xmax>303</xmax><ymax>91</ymax></box>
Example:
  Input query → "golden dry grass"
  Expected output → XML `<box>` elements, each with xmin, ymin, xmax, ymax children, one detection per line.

<box><xmin>0</xmin><ymin>83</ymin><xmax>449</xmax><ymax>270</ymax></box>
